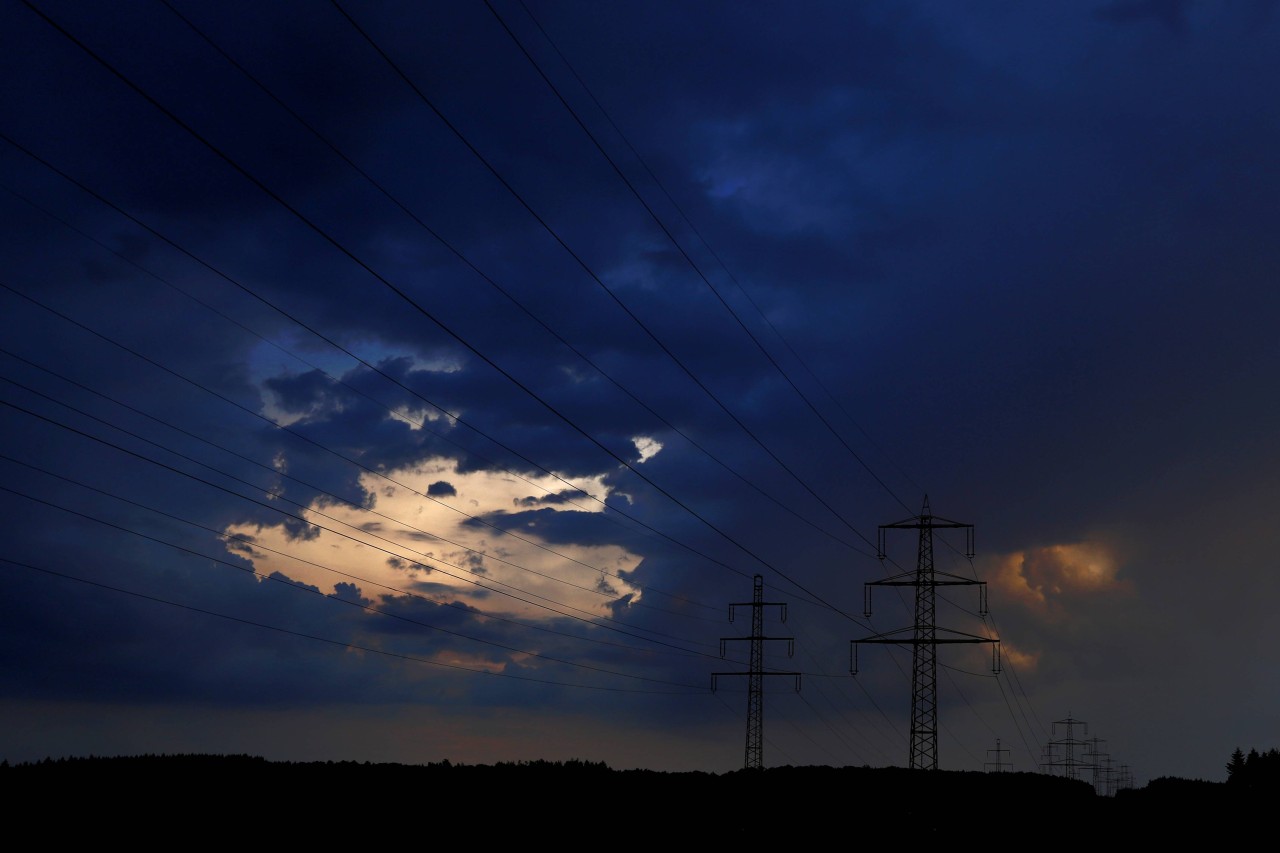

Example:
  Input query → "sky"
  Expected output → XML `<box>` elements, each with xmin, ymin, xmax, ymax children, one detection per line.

<box><xmin>1</xmin><ymin>0</ymin><xmax>1277</xmax><ymax>785</ymax></box>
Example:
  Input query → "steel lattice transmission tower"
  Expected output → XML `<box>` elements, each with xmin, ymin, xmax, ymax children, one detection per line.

<box><xmin>850</xmin><ymin>496</ymin><xmax>1000</xmax><ymax>770</ymax></box>
<box><xmin>1042</xmin><ymin>714</ymin><xmax>1089</xmax><ymax>779</ymax></box>
<box><xmin>712</xmin><ymin>574</ymin><xmax>801</xmax><ymax>770</ymax></box>
<box><xmin>985</xmin><ymin>738</ymin><xmax>1013</xmax><ymax>773</ymax></box>
<box><xmin>1084</xmin><ymin>736</ymin><xmax>1109</xmax><ymax>794</ymax></box>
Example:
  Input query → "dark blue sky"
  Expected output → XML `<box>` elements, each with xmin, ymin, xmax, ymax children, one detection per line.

<box><xmin>2</xmin><ymin>0</ymin><xmax>1277</xmax><ymax>783</ymax></box>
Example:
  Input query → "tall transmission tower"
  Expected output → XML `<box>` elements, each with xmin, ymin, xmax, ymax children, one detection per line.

<box><xmin>712</xmin><ymin>574</ymin><xmax>801</xmax><ymax>770</ymax></box>
<box><xmin>850</xmin><ymin>496</ymin><xmax>1000</xmax><ymax>770</ymax></box>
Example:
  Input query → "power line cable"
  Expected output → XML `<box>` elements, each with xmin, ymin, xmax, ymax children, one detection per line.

<box><xmin>512</xmin><ymin>0</ymin><xmax>930</xmax><ymax>508</ymax></box>
<box><xmin>154</xmin><ymin>0</ymin><xmax>874</xmax><ymax>563</ymax></box>
<box><xmin>0</xmin><ymin>369</ymin><xmax>714</xmax><ymax>642</ymax></box>
<box><xmin>0</xmin><ymin>348</ymin><xmax>713</xmax><ymax>627</ymax></box>
<box><xmin>16</xmin><ymin>4</ymin><xmax>838</xmax><ymax>615</ymax></box>
<box><xmin>0</xmin><ymin>392</ymin><xmax>720</xmax><ymax>647</ymax></box>
<box><xmin>0</xmin><ymin>177</ymin><xmax>699</xmax><ymax>569</ymax></box>
<box><xmin>0</xmin><ymin>556</ymin><xmax>703</xmax><ymax>694</ymax></box>
<box><xmin>2</xmin><ymin>445</ymin><xmax>727</xmax><ymax>664</ymax></box>
<box><xmin>327</xmin><ymin>0</ymin><xmax>884</xmax><ymax>565</ymax></box>
<box><xmin>487</xmin><ymin>0</ymin><xmax>915</xmax><ymax>517</ymax></box>
<box><xmin>0</xmin><ymin>146</ymin><xmax>741</xmax><ymax>605</ymax></box>
<box><xmin>0</xmin><ymin>480</ymin><xmax>709</xmax><ymax>687</ymax></box>
<box><xmin>2</xmin><ymin>444</ymin><xmax>739</xmax><ymax>663</ymax></box>
<box><xmin>992</xmin><ymin>667</ymin><xmax>1040</xmax><ymax>770</ymax></box>
<box><xmin>0</xmin><ymin>279</ymin><xmax>753</xmax><ymax>624</ymax></box>
<box><xmin>5</xmin><ymin>0</ymin><xmax>1039</xmax><ymax>768</ymax></box>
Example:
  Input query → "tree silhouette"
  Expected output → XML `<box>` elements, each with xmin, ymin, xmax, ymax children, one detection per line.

<box><xmin>1226</xmin><ymin>746</ymin><xmax>1280</xmax><ymax>791</ymax></box>
<box><xmin>1227</xmin><ymin>748</ymin><xmax>1246</xmax><ymax>782</ymax></box>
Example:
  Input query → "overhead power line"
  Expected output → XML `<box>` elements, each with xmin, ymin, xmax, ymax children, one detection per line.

<box><xmin>153</xmin><ymin>0</ymin><xmax>874</xmax><ymax>564</ymax></box>
<box><xmin>516</xmin><ymin>0</ymin><xmax>929</xmax><ymax>507</ymax></box>
<box><xmin>2</xmin><ymin>444</ymin><xmax>720</xmax><ymax>661</ymax></box>
<box><xmin>0</xmin><ymin>144</ymin><xmax>747</xmax><ymax>600</ymax></box>
<box><xmin>20</xmin><ymin>1</ymin><xmax>865</xmax><ymax>623</ymax></box>
<box><xmin>488</xmin><ymin>0</ymin><xmax>916</xmax><ymax>517</ymax></box>
<box><xmin>0</xmin><ymin>374</ymin><xmax>711</xmax><ymax>643</ymax></box>
<box><xmin>0</xmin><ymin>556</ymin><xmax>702</xmax><ymax>694</ymax></box>
<box><xmin>328</xmin><ymin>0</ymin><xmax>884</xmax><ymax>559</ymax></box>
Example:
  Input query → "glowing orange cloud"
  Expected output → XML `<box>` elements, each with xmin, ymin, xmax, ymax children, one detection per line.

<box><xmin>999</xmin><ymin>641</ymin><xmax>1040</xmax><ymax>673</ymax></box>
<box><xmin>986</xmin><ymin>541</ymin><xmax>1132</xmax><ymax>616</ymax></box>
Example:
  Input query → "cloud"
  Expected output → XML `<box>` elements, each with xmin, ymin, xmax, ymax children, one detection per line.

<box><xmin>427</xmin><ymin>480</ymin><xmax>457</xmax><ymax>497</ymax></box>
<box><xmin>513</xmin><ymin>488</ymin><xmax>591</xmax><ymax>508</ymax></box>
<box><xmin>632</xmin><ymin>436</ymin><xmax>663</xmax><ymax>463</ymax></box>
<box><xmin>3</xmin><ymin>0</ymin><xmax>1278</xmax><ymax>782</ymax></box>
<box><xmin>985</xmin><ymin>541</ymin><xmax>1133</xmax><ymax>618</ymax></box>
<box><xmin>998</xmin><ymin>639</ymin><xmax>1041</xmax><ymax>674</ymax></box>
<box><xmin>220</xmin><ymin>459</ymin><xmax>644</xmax><ymax>621</ymax></box>
<box><xmin>1093</xmin><ymin>0</ymin><xmax>1190</xmax><ymax>33</ymax></box>
<box><xmin>329</xmin><ymin>582</ymin><xmax>370</xmax><ymax>606</ymax></box>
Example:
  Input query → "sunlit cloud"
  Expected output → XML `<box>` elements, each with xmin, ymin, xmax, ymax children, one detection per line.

<box><xmin>632</xmin><ymin>435</ymin><xmax>663</xmax><ymax>462</ymax></box>
<box><xmin>222</xmin><ymin>457</ymin><xmax>643</xmax><ymax>622</ymax></box>
<box><xmin>985</xmin><ymin>541</ymin><xmax>1133</xmax><ymax>617</ymax></box>
<box><xmin>1000</xmin><ymin>640</ymin><xmax>1040</xmax><ymax>673</ymax></box>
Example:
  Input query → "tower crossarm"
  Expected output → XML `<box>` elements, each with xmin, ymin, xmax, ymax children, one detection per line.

<box><xmin>850</xmin><ymin>628</ymin><xmax>999</xmax><ymax>674</ymax></box>
<box><xmin>865</xmin><ymin>572</ymin><xmax>988</xmax><ymax>618</ymax></box>
<box><xmin>869</xmin><ymin>574</ymin><xmax>983</xmax><ymax>586</ymax></box>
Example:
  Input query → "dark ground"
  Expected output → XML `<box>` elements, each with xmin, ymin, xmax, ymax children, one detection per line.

<box><xmin>0</xmin><ymin>754</ymin><xmax>1244</xmax><ymax>840</ymax></box>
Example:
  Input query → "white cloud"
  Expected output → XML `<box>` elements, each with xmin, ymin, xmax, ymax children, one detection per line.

<box><xmin>632</xmin><ymin>436</ymin><xmax>663</xmax><ymax>462</ymax></box>
<box><xmin>222</xmin><ymin>457</ymin><xmax>643</xmax><ymax>620</ymax></box>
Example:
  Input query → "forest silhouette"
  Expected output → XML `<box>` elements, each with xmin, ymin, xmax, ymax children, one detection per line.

<box><xmin>4</xmin><ymin>748</ymin><xmax>1276</xmax><ymax>838</ymax></box>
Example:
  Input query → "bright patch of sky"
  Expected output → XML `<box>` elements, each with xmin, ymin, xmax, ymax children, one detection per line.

<box><xmin>222</xmin><ymin>457</ymin><xmax>642</xmax><ymax>621</ymax></box>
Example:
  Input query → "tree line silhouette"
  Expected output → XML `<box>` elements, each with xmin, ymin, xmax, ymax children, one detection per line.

<box><xmin>3</xmin><ymin>749</ymin><xmax>1275</xmax><ymax>839</ymax></box>
<box><xmin>1226</xmin><ymin>746</ymin><xmax>1280</xmax><ymax>790</ymax></box>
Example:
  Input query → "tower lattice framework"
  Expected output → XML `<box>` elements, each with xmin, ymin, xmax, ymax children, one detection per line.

<box><xmin>713</xmin><ymin>574</ymin><xmax>800</xmax><ymax>770</ymax></box>
<box><xmin>851</xmin><ymin>496</ymin><xmax>1000</xmax><ymax>770</ymax></box>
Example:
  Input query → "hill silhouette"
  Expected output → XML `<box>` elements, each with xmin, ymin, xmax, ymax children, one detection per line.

<box><xmin>0</xmin><ymin>753</ymin><xmax>1253</xmax><ymax>840</ymax></box>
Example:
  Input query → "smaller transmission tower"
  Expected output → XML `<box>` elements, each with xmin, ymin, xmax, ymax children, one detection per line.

<box><xmin>1042</xmin><ymin>714</ymin><xmax>1089</xmax><ymax>780</ymax></box>
<box><xmin>712</xmin><ymin>574</ymin><xmax>800</xmax><ymax>770</ymax></box>
<box><xmin>1097</xmin><ymin>755</ymin><xmax>1117</xmax><ymax>797</ymax></box>
<box><xmin>1084</xmin><ymin>736</ymin><xmax>1109</xmax><ymax>794</ymax></box>
<box><xmin>1117</xmin><ymin>764</ymin><xmax>1135</xmax><ymax>791</ymax></box>
<box><xmin>984</xmin><ymin>738</ymin><xmax>1013</xmax><ymax>772</ymax></box>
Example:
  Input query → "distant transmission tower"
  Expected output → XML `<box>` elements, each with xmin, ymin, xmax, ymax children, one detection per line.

<box><xmin>850</xmin><ymin>496</ymin><xmax>1000</xmax><ymax>770</ymax></box>
<box><xmin>1117</xmin><ymin>764</ymin><xmax>1135</xmax><ymax>791</ymax></box>
<box><xmin>1084</xmin><ymin>736</ymin><xmax>1109</xmax><ymax>793</ymax></box>
<box><xmin>712</xmin><ymin>574</ymin><xmax>800</xmax><ymax>770</ymax></box>
<box><xmin>1042</xmin><ymin>714</ymin><xmax>1089</xmax><ymax>780</ymax></box>
<box><xmin>1097</xmin><ymin>755</ymin><xmax>1117</xmax><ymax>796</ymax></box>
<box><xmin>985</xmin><ymin>738</ymin><xmax>1012</xmax><ymax>772</ymax></box>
